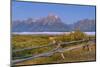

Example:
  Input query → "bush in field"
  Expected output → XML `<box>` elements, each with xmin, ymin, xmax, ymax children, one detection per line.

<box><xmin>55</xmin><ymin>30</ymin><xmax>88</xmax><ymax>42</ymax></box>
<box><xmin>68</xmin><ymin>30</ymin><xmax>88</xmax><ymax>40</ymax></box>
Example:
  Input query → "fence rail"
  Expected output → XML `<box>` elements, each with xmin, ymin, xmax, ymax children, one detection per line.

<box><xmin>13</xmin><ymin>39</ymin><xmax>95</xmax><ymax>53</ymax></box>
<box><xmin>13</xmin><ymin>43</ymin><xmax>53</xmax><ymax>52</ymax></box>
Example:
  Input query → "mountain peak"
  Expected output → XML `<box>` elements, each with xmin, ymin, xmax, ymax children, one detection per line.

<box><xmin>43</xmin><ymin>13</ymin><xmax>62</xmax><ymax>24</ymax></box>
<box><xmin>47</xmin><ymin>13</ymin><xmax>59</xmax><ymax>19</ymax></box>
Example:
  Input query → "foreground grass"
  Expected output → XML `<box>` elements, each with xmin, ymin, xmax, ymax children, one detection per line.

<box><xmin>12</xmin><ymin>31</ymin><xmax>96</xmax><ymax>65</ymax></box>
<box><xmin>16</xmin><ymin>44</ymin><xmax>96</xmax><ymax>65</ymax></box>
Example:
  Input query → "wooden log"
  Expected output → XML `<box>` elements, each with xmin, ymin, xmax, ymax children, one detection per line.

<box><xmin>60</xmin><ymin>53</ymin><xmax>65</xmax><ymax>60</ymax></box>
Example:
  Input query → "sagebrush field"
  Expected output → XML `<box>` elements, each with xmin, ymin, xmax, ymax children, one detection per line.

<box><xmin>12</xmin><ymin>31</ymin><xmax>96</xmax><ymax>65</ymax></box>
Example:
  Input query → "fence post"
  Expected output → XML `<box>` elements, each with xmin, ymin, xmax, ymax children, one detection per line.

<box><xmin>61</xmin><ymin>53</ymin><xmax>65</xmax><ymax>60</ymax></box>
<box><xmin>57</xmin><ymin>42</ymin><xmax>65</xmax><ymax>60</ymax></box>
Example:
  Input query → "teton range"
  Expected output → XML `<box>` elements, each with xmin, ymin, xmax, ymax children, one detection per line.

<box><xmin>12</xmin><ymin>14</ymin><xmax>95</xmax><ymax>32</ymax></box>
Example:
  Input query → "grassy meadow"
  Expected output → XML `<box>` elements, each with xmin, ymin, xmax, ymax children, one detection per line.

<box><xmin>12</xmin><ymin>31</ymin><xmax>96</xmax><ymax>65</ymax></box>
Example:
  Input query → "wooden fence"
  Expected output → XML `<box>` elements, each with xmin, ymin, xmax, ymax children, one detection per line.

<box><xmin>12</xmin><ymin>38</ymin><xmax>95</xmax><ymax>66</ymax></box>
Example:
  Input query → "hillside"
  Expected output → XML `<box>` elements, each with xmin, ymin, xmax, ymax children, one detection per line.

<box><xmin>12</xmin><ymin>14</ymin><xmax>95</xmax><ymax>32</ymax></box>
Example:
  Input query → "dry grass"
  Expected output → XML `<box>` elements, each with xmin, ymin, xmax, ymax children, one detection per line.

<box><xmin>16</xmin><ymin>44</ymin><xmax>96</xmax><ymax>65</ymax></box>
<box><xmin>12</xmin><ymin>31</ymin><xmax>96</xmax><ymax>66</ymax></box>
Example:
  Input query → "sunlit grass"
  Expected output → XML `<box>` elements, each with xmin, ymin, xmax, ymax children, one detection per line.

<box><xmin>12</xmin><ymin>31</ymin><xmax>96</xmax><ymax>65</ymax></box>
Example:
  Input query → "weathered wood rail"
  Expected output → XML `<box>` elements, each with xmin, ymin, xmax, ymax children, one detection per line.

<box><xmin>13</xmin><ymin>43</ymin><xmax>53</xmax><ymax>52</ymax></box>
<box><xmin>12</xmin><ymin>38</ymin><xmax>95</xmax><ymax>66</ymax></box>
<box><xmin>13</xmin><ymin>39</ymin><xmax>95</xmax><ymax>53</ymax></box>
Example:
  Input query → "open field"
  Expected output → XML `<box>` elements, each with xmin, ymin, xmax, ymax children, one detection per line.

<box><xmin>15</xmin><ymin>44</ymin><xmax>96</xmax><ymax>65</ymax></box>
<box><xmin>12</xmin><ymin>31</ymin><xmax>96</xmax><ymax>65</ymax></box>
